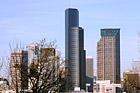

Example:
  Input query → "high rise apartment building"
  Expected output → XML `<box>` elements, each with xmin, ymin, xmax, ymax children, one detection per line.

<box><xmin>65</xmin><ymin>8</ymin><xmax>86</xmax><ymax>90</ymax></box>
<box><xmin>97</xmin><ymin>28</ymin><xmax>120</xmax><ymax>83</ymax></box>
<box><xmin>10</xmin><ymin>50</ymin><xmax>28</xmax><ymax>91</ymax></box>
<box><xmin>86</xmin><ymin>56</ymin><xmax>93</xmax><ymax>92</ymax></box>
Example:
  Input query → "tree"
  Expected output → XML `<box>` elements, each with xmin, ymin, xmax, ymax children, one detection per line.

<box><xmin>123</xmin><ymin>71</ymin><xmax>140</xmax><ymax>93</ymax></box>
<box><xmin>121</xmin><ymin>66</ymin><xmax>140</xmax><ymax>93</ymax></box>
<box><xmin>58</xmin><ymin>67</ymin><xmax>74</xmax><ymax>92</ymax></box>
<box><xmin>0</xmin><ymin>58</ymin><xmax>3</xmax><ymax>73</ymax></box>
<box><xmin>9</xmin><ymin>38</ymin><xmax>67</xmax><ymax>93</ymax></box>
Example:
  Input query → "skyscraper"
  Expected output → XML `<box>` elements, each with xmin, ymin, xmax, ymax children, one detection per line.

<box><xmin>10</xmin><ymin>50</ymin><xmax>28</xmax><ymax>91</ymax></box>
<box><xmin>97</xmin><ymin>28</ymin><xmax>120</xmax><ymax>83</ymax></box>
<box><xmin>86</xmin><ymin>56</ymin><xmax>93</xmax><ymax>92</ymax></box>
<box><xmin>65</xmin><ymin>8</ymin><xmax>86</xmax><ymax>90</ymax></box>
<box><xmin>26</xmin><ymin>42</ymin><xmax>37</xmax><ymax>66</ymax></box>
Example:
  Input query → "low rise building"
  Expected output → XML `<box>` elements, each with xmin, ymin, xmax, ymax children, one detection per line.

<box><xmin>93</xmin><ymin>80</ymin><xmax>121</xmax><ymax>93</ymax></box>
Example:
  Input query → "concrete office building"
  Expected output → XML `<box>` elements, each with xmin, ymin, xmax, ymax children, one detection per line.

<box><xmin>65</xmin><ymin>8</ymin><xmax>86</xmax><ymax>90</ymax></box>
<box><xmin>10</xmin><ymin>50</ymin><xmax>28</xmax><ymax>91</ymax></box>
<box><xmin>86</xmin><ymin>56</ymin><xmax>93</xmax><ymax>92</ymax></box>
<box><xmin>97</xmin><ymin>28</ymin><xmax>120</xmax><ymax>83</ymax></box>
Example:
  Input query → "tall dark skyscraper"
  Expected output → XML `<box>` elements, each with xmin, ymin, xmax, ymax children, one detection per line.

<box><xmin>65</xmin><ymin>8</ymin><xmax>86</xmax><ymax>90</ymax></box>
<box><xmin>97</xmin><ymin>28</ymin><xmax>120</xmax><ymax>83</ymax></box>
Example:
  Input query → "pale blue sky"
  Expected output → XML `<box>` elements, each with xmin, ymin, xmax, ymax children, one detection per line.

<box><xmin>0</xmin><ymin>0</ymin><xmax>140</xmax><ymax>77</ymax></box>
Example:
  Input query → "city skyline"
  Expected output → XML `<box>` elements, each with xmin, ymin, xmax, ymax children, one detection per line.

<box><xmin>0</xmin><ymin>0</ymin><xmax>140</xmax><ymax>78</ymax></box>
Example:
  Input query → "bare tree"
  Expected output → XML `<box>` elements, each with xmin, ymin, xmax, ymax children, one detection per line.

<box><xmin>9</xmin><ymin>42</ymin><xmax>28</xmax><ymax>93</ymax></box>
<box><xmin>0</xmin><ymin>58</ymin><xmax>3</xmax><ymax>73</ymax></box>
<box><xmin>58</xmin><ymin>67</ymin><xmax>74</xmax><ymax>92</ymax></box>
<box><xmin>9</xmin><ymin>38</ymin><xmax>68</xmax><ymax>93</ymax></box>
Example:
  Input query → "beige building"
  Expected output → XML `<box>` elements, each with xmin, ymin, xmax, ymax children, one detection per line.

<box><xmin>10</xmin><ymin>50</ymin><xmax>28</xmax><ymax>91</ymax></box>
<box><xmin>97</xmin><ymin>28</ymin><xmax>120</xmax><ymax>84</ymax></box>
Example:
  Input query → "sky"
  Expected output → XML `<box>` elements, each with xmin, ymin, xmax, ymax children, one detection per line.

<box><xmin>0</xmin><ymin>0</ymin><xmax>140</xmax><ymax>77</ymax></box>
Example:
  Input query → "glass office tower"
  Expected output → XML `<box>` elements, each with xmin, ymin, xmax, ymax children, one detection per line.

<box><xmin>65</xmin><ymin>8</ymin><xmax>86</xmax><ymax>90</ymax></box>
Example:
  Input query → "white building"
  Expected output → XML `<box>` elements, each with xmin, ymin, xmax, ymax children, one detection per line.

<box><xmin>93</xmin><ymin>80</ymin><xmax>121</xmax><ymax>93</ymax></box>
<box><xmin>132</xmin><ymin>58</ymin><xmax>140</xmax><ymax>68</ymax></box>
<box><xmin>26</xmin><ymin>42</ymin><xmax>37</xmax><ymax>66</ymax></box>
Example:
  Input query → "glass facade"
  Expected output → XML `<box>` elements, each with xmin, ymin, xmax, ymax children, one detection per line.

<box><xmin>101</xmin><ymin>29</ymin><xmax>120</xmax><ymax>36</ymax></box>
<box><xmin>65</xmin><ymin>8</ymin><xmax>86</xmax><ymax>90</ymax></box>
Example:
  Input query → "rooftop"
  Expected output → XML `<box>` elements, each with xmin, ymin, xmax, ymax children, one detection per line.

<box><xmin>66</xmin><ymin>7</ymin><xmax>77</xmax><ymax>10</ymax></box>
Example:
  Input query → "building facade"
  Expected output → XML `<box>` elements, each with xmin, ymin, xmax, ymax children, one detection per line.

<box><xmin>86</xmin><ymin>56</ymin><xmax>93</xmax><ymax>92</ymax></box>
<box><xmin>10</xmin><ymin>50</ymin><xmax>28</xmax><ymax>91</ymax></box>
<box><xmin>65</xmin><ymin>8</ymin><xmax>86</xmax><ymax>90</ymax></box>
<box><xmin>26</xmin><ymin>42</ymin><xmax>37</xmax><ymax>66</ymax></box>
<box><xmin>97</xmin><ymin>28</ymin><xmax>120</xmax><ymax>83</ymax></box>
<box><xmin>94</xmin><ymin>80</ymin><xmax>121</xmax><ymax>93</ymax></box>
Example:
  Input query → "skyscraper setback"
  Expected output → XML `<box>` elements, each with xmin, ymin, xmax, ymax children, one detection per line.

<box><xmin>65</xmin><ymin>8</ymin><xmax>86</xmax><ymax>90</ymax></box>
<box><xmin>97</xmin><ymin>28</ymin><xmax>120</xmax><ymax>83</ymax></box>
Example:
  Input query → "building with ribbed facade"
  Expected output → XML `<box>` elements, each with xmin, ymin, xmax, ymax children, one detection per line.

<box><xmin>65</xmin><ymin>8</ymin><xmax>86</xmax><ymax>90</ymax></box>
<box><xmin>10</xmin><ymin>50</ymin><xmax>28</xmax><ymax>91</ymax></box>
<box><xmin>97</xmin><ymin>28</ymin><xmax>120</xmax><ymax>84</ymax></box>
